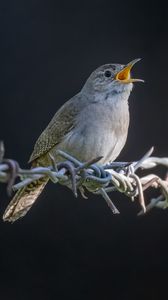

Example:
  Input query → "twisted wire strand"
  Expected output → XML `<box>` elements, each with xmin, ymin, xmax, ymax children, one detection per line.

<box><xmin>0</xmin><ymin>141</ymin><xmax>168</xmax><ymax>216</ymax></box>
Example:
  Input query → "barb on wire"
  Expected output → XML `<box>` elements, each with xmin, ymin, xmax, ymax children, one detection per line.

<box><xmin>0</xmin><ymin>141</ymin><xmax>168</xmax><ymax>219</ymax></box>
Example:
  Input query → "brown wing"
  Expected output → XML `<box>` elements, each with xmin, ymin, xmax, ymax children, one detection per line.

<box><xmin>29</xmin><ymin>93</ymin><xmax>83</xmax><ymax>163</ymax></box>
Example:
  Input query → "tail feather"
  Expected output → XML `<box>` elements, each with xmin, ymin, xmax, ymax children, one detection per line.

<box><xmin>3</xmin><ymin>177</ymin><xmax>49</xmax><ymax>222</ymax></box>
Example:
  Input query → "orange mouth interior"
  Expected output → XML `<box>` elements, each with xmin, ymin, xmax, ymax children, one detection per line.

<box><xmin>116</xmin><ymin>66</ymin><xmax>131</xmax><ymax>81</ymax></box>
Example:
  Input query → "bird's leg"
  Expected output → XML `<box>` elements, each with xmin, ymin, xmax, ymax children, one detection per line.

<box><xmin>48</xmin><ymin>153</ymin><xmax>58</xmax><ymax>172</ymax></box>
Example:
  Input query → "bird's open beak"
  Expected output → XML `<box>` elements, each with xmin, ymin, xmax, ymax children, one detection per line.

<box><xmin>115</xmin><ymin>58</ymin><xmax>144</xmax><ymax>83</ymax></box>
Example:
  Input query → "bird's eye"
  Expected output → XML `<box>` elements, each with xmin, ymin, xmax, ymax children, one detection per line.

<box><xmin>104</xmin><ymin>70</ymin><xmax>112</xmax><ymax>78</ymax></box>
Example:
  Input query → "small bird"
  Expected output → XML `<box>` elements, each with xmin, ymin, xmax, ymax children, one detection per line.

<box><xmin>3</xmin><ymin>58</ymin><xmax>143</xmax><ymax>222</ymax></box>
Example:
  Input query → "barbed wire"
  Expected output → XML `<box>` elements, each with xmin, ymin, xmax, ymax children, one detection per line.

<box><xmin>0</xmin><ymin>140</ymin><xmax>168</xmax><ymax>218</ymax></box>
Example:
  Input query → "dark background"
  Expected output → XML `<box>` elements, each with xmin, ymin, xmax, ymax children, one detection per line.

<box><xmin>0</xmin><ymin>0</ymin><xmax>168</xmax><ymax>299</ymax></box>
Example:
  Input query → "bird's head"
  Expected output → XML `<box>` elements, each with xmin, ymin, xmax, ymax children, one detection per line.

<box><xmin>83</xmin><ymin>58</ymin><xmax>144</xmax><ymax>95</ymax></box>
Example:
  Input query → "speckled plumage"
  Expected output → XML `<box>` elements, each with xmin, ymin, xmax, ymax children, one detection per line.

<box><xmin>3</xmin><ymin>61</ymin><xmax>141</xmax><ymax>222</ymax></box>
<box><xmin>28</xmin><ymin>92</ymin><xmax>85</xmax><ymax>164</ymax></box>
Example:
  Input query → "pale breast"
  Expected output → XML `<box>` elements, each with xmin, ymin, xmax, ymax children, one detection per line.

<box><xmin>50</xmin><ymin>97</ymin><xmax>130</xmax><ymax>164</ymax></box>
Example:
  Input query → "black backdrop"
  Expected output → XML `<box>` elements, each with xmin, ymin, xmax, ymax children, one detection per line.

<box><xmin>0</xmin><ymin>0</ymin><xmax>168</xmax><ymax>299</ymax></box>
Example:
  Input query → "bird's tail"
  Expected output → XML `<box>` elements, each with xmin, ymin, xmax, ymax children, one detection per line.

<box><xmin>3</xmin><ymin>177</ymin><xmax>49</xmax><ymax>222</ymax></box>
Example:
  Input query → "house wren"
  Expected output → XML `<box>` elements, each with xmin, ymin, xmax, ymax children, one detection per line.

<box><xmin>3</xmin><ymin>58</ymin><xmax>143</xmax><ymax>222</ymax></box>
